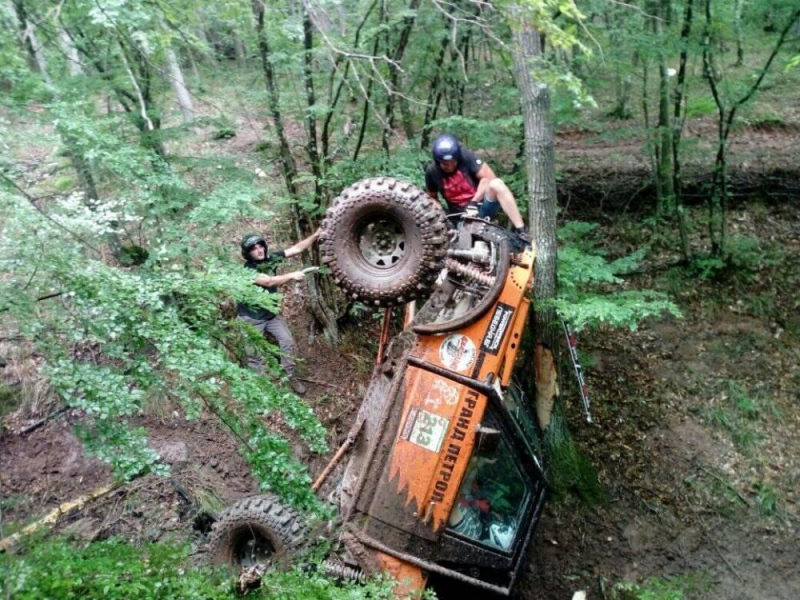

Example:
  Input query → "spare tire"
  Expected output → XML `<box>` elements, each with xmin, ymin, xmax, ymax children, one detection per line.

<box><xmin>320</xmin><ymin>177</ymin><xmax>448</xmax><ymax>306</ymax></box>
<box><xmin>207</xmin><ymin>494</ymin><xmax>308</xmax><ymax>569</ymax></box>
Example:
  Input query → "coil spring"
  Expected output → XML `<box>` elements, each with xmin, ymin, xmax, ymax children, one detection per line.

<box><xmin>321</xmin><ymin>559</ymin><xmax>367</xmax><ymax>583</ymax></box>
<box><xmin>444</xmin><ymin>257</ymin><xmax>495</xmax><ymax>287</ymax></box>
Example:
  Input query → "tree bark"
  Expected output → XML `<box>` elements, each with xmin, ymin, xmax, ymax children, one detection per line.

<box><xmin>59</xmin><ymin>29</ymin><xmax>83</xmax><ymax>76</ymax></box>
<box><xmin>511</xmin><ymin>23</ymin><xmax>559</xmax><ymax>428</ymax></box>
<box><xmin>381</xmin><ymin>0</ymin><xmax>421</xmax><ymax>157</ymax></box>
<box><xmin>321</xmin><ymin>1</ymin><xmax>377</xmax><ymax>168</ymax></box>
<box><xmin>420</xmin><ymin>21</ymin><xmax>451</xmax><ymax>150</ymax></box>
<box><xmin>11</xmin><ymin>0</ymin><xmax>51</xmax><ymax>83</ymax></box>
<box><xmin>702</xmin><ymin>3</ymin><xmax>800</xmax><ymax>256</ymax></box>
<box><xmin>301</xmin><ymin>3</ymin><xmax>340</xmax><ymax>343</ymax></box>
<box><xmin>166</xmin><ymin>47</ymin><xmax>194</xmax><ymax>123</ymax></box>
<box><xmin>650</xmin><ymin>0</ymin><xmax>675</xmax><ymax>216</ymax></box>
<box><xmin>672</xmin><ymin>0</ymin><xmax>694</xmax><ymax>260</ymax></box>
<box><xmin>734</xmin><ymin>0</ymin><xmax>744</xmax><ymax>66</ymax></box>
<box><xmin>353</xmin><ymin>3</ymin><xmax>384</xmax><ymax>162</ymax></box>
<box><xmin>253</xmin><ymin>0</ymin><xmax>298</xmax><ymax>198</ymax></box>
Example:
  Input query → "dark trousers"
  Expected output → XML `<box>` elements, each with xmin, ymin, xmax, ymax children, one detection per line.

<box><xmin>238</xmin><ymin>314</ymin><xmax>297</xmax><ymax>378</ymax></box>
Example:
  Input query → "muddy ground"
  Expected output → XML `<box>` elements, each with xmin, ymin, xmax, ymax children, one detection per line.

<box><xmin>2</xmin><ymin>124</ymin><xmax>800</xmax><ymax>599</ymax></box>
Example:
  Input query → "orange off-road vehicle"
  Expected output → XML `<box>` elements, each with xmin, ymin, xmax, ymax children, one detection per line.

<box><xmin>208</xmin><ymin>178</ymin><xmax>547</xmax><ymax>597</ymax></box>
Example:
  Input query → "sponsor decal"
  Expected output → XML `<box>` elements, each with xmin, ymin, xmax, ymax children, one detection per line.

<box><xmin>430</xmin><ymin>389</ymin><xmax>480</xmax><ymax>502</ymax></box>
<box><xmin>480</xmin><ymin>302</ymin><xmax>514</xmax><ymax>355</ymax></box>
<box><xmin>400</xmin><ymin>406</ymin><xmax>450</xmax><ymax>453</ymax></box>
<box><xmin>439</xmin><ymin>334</ymin><xmax>477</xmax><ymax>372</ymax></box>
<box><xmin>423</xmin><ymin>379</ymin><xmax>460</xmax><ymax>410</ymax></box>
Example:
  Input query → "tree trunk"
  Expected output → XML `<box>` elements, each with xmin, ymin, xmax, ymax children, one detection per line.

<box><xmin>703</xmin><ymin>3</ymin><xmax>800</xmax><ymax>256</ymax></box>
<box><xmin>511</xmin><ymin>23</ymin><xmax>559</xmax><ymax>429</ymax></box>
<box><xmin>59</xmin><ymin>29</ymin><xmax>83</xmax><ymax>76</ymax></box>
<box><xmin>353</xmin><ymin>3</ymin><xmax>384</xmax><ymax>163</ymax></box>
<box><xmin>383</xmin><ymin>0</ymin><xmax>421</xmax><ymax>150</ymax></box>
<box><xmin>253</xmin><ymin>0</ymin><xmax>298</xmax><ymax>198</ymax></box>
<box><xmin>451</xmin><ymin>19</ymin><xmax>474</xmax><ymax>117</ymax></box>
<box><xmin>301</xmin><ymin>3</ymin><xmax>339</xmax><ymax>342</ymax></box>
<box><xmin>166</xmin><ymin>47</ymin><xmax>195</xmax><ymax>123</ymax></box>
<box><xmin>321</xmin><ymin>1</ymin><xmax>376</xmax><ymax>168</ymax></box>
<box><xmin>11</xmin><ymin>0</ymin><xmax>51</xmax><ymax>83</ymax></box>
<box><xmin>651</xmin><ymin>0</ymin><xmax>675</xmax><ymax>216</ymax></box>
<box><xmin>734</xmin><ymin>0</ymin><xmax>744</xmax><ymax>66</ymax></box>
<box><xmin>302</xmin><ymin>7</ymin><xmax>321</xmax><ymax>199</ymax></box>
<box><xmin>420</xmin><ymin>22</ymin><xmax>451</xmax><ymax>150</ymax></box>
<box><xmin>234</xmin><ymin>39</ymin><xmax>247</xmax><ymax>69</ymax></box>
<box><xmin>672</xmin><ymin>0</ymin><xmax>694</xmax><ymax>261</ymax></box>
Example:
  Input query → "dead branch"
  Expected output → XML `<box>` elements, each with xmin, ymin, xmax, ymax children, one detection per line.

<box><xmin>0</xmin><ymin>481</ymin><xmax>123</xmax><ymax>552</ymax></box>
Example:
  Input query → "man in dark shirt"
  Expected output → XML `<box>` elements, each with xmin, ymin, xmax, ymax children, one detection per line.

<box><xmin>237</xmin><ymin>230</ymin><xmax>319</xmax><ymax>395</ymax></box>
<box><xmin>424</xmin><ymin>133</ymin><xmax>527</xmax><ymax>235</ymax></box>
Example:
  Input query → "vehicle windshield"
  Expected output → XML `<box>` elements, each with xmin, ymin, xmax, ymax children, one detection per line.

<box><xmin>503</xmin><ymin>380</ymin><xmax>543</xmax><ymax>460</ymax></box>
<box><xmin>446</xmin><ymin>410</ymin><xmax>527</xmax><ymax>552</ymax></box>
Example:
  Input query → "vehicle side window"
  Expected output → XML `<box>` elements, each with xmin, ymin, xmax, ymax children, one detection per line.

<box><xmin>447</xmin><ymin>411</ymin><xmax>526</xmax><ymax>551</ymax></box>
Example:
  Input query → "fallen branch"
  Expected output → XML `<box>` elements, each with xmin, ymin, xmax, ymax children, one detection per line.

<box><xmin>0</xmin><ymin>480</ymin><xmax>122</xmax><ymax>552</ymax></box>
<box><xmin>699</xmin><ymin>466</ymin><xmax>752</xmax><ymax>507</ymax></box>
<box><xmin>681</xmin><ymin>492</ymin><xmax>744</xmax><ymax>583</ymax></box>
<box><xmin>295</xmin><ymin>376</ymin><xmax>337</xmax><ymax>388</ymax></box>
<box><xmin>19</xmin><ymin>406</ymin><xmax>69</xmax><ymax>435</ymax></box>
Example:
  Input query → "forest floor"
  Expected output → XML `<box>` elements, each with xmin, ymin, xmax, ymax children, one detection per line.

<box><xmin>2</xmin><ymin>114</ymin><xmax>800</xmax><ymax>600</ymax></box>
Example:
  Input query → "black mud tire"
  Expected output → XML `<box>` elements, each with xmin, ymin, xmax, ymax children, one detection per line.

<box><xmin>320</xmin><ymin>177</ymin><xmax>448</xmax><ymax>307</ymax></box>
<box><xmin>207</xmin><ymin>494</ymin><xmax>308</xmax><ymax>569</ymax></box>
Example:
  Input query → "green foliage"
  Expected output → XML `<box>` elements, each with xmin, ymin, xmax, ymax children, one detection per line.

<box><xmin>543</xmin><ymin>412</ymin><xmax>605</xmax><ymax>504</ymax></box>
<box><xmin>688</xmin><ymin>235</ymin><xmax>784</xmax><ymax>283</ymax></box>
<box><xmin>326</xmin><ymin>144</ymin><xmax>430</xmax><ymax>193</ymax></box>
<box><xmin>0</xmin><ymin>187</ymin><xmax>327</xmax><ymax>502</ymax></box>
<box><xmin>685</xmin><ymin>96</ymin><xmax>718</xmax><ymax>118</ymax></box>
<box><xmin>211</xmin><ymin>120</ymin><xmax>237</xmax><ymax>140</ymax></box>
<box><xmin>0</xmin><ymin>536</ymin><xmax>235</xmax><ymax>600</ymax></box>
<box><xmin>429</xmin><ymin>115</ymin><xmax>522</xmax><ymax>160</ymax></box>
<box><xmin>725</xmin><ymin>235</ymin><xmax>785</xmax><ymax>278</ymax></box>
<box><xmin>706</xmin><ymin>381</ymin><xmax>778</xmax><ymax>457</ymax></box>
<box><xmin>555</xmin><ymin>222</ymin><xmax>681</xmax><ymax>331</ymax></box>
<box><xmin>0</xmin><ymin>536</ymin><xmax>433</xmax><ymax>600</ymax></box>
<box><xmin>0</xmin><ymin>382</ymin><xmax>19</xmax><ymax>417</ymax></box>
<box><xmin>752</xmin><ymin>481</ymin><xmax>781</xmax><ymax>518</ymax></box>
<box><xmin>258</xmin><ymin>569</ymin><xmax>437</xmax><ymax>600</ymax></box>
<box><xmin>609</xmin><ymin>573</ymin><xmax>712</xmax><ymax>600</ymax></box>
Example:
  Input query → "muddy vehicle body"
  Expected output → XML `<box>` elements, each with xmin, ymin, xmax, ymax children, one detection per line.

<box><xmin>210</xmin><ymin>178</ymin><xmax>546</xmax><ymax>596</ymax></box>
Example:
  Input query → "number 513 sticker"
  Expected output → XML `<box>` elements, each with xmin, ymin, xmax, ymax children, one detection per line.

<box><xmin>400</xmin><ymin>406</ymin><xmax>450</xmax><ymax>453</ymax></box>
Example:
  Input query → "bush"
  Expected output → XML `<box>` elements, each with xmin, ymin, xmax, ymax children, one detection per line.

<box><xmin>0</xmin><ymin>537</ymin><xmax>233</xmax><ymax>600</ymax></box>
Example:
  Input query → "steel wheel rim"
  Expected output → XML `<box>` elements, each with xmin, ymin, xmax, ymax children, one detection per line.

<box><xmin>356</xmin><ymin>217</ymin><xmax>406</xmax><ymax>270</ymax></box>
<box><xmin>234</xmin><ymin>532</ymin><xmax>276</xmax><ymax>566</ymax></box>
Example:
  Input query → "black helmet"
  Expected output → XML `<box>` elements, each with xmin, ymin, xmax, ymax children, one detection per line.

<box><xmin>241</xmin><ymin>233</ymin><xmax>266</xmax><ymax>259</ymax></box>
<box><xmin>432</xmin><ymin>134</ymin><xmax>461</xmax><ymax>162</ymax></box>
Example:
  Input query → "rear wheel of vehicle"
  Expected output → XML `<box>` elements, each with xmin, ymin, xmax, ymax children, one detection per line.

<box><xmin>320</xmin><ymin>177</ymin><xmax>448</xmax><ymax>307</ymax></box>
<box><xmin>207</xmin><ymin>494</ymin><xmax>308</xmax><ymax>569</ymax></box>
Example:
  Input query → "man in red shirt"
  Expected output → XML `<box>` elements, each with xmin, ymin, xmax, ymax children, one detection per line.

<box><xmin>424</xmin><ymin>134</ymin><xmax>527</xmax><ymax>236</ymax></box>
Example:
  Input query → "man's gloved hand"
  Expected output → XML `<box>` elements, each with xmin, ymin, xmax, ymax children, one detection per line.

<box><xmin>510</xmin><ymin>226</ymin><xmax>532</xmax><ymax>253</ymax></box>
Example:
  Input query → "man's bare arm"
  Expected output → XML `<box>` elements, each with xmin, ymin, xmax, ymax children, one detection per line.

<box><xmin>284</xmin><ymin>229</ymin><xmax>321</xmax><ymax>258</ymax></box>
<box><xmin>253</xmin><ymin>271</ymin><xmax>306</xmax><ymax>288</ymax></box>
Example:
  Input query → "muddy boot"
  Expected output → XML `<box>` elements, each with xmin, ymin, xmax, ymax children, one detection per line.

<box><xmin>289</xmin><ymin>378</ymin><xmax>307</xmax><ymax>395</ymax></box>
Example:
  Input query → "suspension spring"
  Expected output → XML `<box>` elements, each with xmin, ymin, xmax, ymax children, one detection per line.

<box><xmin>321</xmin><ymin>559</ymin><xmax>367</xmax><ymax>583</ymax></box>
<box><xmin>444</xmin><ymin>257</ymin><xmax>495</xmax><ymax>287</ymax></box>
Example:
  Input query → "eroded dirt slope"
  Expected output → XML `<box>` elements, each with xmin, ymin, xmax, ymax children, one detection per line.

<box><xmin>2</xmin><ymin>124</ymin><xmax>800</xmax><ymax>599</ymax></box>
